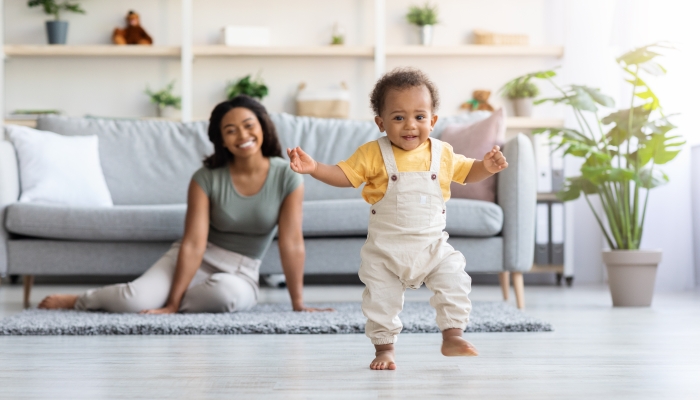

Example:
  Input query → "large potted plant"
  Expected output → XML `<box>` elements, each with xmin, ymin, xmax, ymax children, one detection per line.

<box><xmin>406</xmin><ymin>3</ymin><xmax>439</xmax><ymax>46</ymax></box>
<box><xmin>507</xmin><ymin>43</ymin><xmax>683</xmax><ymax>306</ymax></box>
<box><xmin>28</xmin><ymin>0</ymin><xmax>85</xmax><ymax>45</ymax></box>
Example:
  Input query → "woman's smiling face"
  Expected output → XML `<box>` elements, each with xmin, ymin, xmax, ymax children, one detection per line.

<box><xmin>374</xmin><ymin>85</ymin><xmax>438</xmax><ymax>151</ymax></box>
<box><xmin>220</xmin><ymin>107</ymin><xmax>264</xmax><ymax>159</ymax></box>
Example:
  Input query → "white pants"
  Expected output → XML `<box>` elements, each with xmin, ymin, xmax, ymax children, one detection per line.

<box><xmin>75</xmin><ymin>242</ymin><xmax>259</xmax><ymax>313</ymax></box>
<box><xmin>359</xmin><ymin>244</ymin><xmax>472</xmax><ymax>345</ymax></box>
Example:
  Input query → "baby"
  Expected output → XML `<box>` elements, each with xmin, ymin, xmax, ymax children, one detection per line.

<box><xmin>288</xmin><ymin>68</ymin><xmax>508</xmax><ymax>370</ymax></box>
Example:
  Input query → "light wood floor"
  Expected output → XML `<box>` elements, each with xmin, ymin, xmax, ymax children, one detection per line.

<box><xmin>1</xmin><ymin>282</ymin><xmax>699</xmax><ymax>399</ymax></box>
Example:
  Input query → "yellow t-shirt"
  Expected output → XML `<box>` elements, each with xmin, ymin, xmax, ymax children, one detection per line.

<box><xmin>337</xmin><ymin>139</ymin><xmax>475</xmax><ymax>204</ymax></box>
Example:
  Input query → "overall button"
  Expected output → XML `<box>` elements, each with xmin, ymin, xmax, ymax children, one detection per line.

<box><xmin>431</xmin><ymin>174</ymin><xmax>437</xmax><ymax>180</ymax></box>
<box><xmin>391</xmin><ymin>175</ymin><xmax>397</xmax><ymax>181</ymax></box>
<box><xmin>371</xmin><ymin>210</ymin><xmax>376</xmax><ymax>214</ymax></box>
<box><xmin>442</xmin><ymin>209</ymin><xmax>445</xmax><ymax>214</ymax></box>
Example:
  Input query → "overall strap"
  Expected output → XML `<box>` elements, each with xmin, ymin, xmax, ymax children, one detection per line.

<box><xmin>429</xmin><ymin>137</ymin><xmax>443</xmax><ymax>173</ymax></box>
<box><xmin>377</xmin><ymin>136</ymin><xmax>399</xmax><ymax>175</ymax></box>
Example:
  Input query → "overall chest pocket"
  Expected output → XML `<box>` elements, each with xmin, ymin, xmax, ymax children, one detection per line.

<box><xmin>396</xmin><ymin>193</ymin><xmax>432</xmax><ymax>227</ymax></box>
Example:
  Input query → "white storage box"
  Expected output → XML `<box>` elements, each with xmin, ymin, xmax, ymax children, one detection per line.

<box><xmin>221</xmin><ymin>26</ymin><xmax>270</xmax><ymax>46</ymax></box>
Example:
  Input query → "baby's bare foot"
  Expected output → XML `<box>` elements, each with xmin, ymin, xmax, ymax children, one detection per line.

<box><xmin>441</xmin><ymin>336</ymin><xmax>479</xmax><ymax>357</ymax></box>
<box><xmin>38</xmin><ymin>294</ymin><xmax>78</xmax><ymax>310</ymax></box>
<box><xmin>370</xmin><ymin>349</ymin><xmax>396</xmax><ymax>370</ymax></box>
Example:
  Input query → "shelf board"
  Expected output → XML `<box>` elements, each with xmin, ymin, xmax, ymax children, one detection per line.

<box><xmin>387</xmin><ymin>45</ymin><xmax>564</xmax><ymax>57</ymax></box>
<box><xmin>506</xmin><ymin>117</ymin><xmax>564</xmax><ymax>129</ymax></box>
<box><xmin>3</xmin><ymin>45</ymin><xmax>181</xmax><ymax>57</ymax></box>
<box><xmin>193</xmin><ymin>45</ymin><xmax>374</xmax><ymax>57</ymax></box>
<box><xmin>3</xmin><ymin>45</ymin><xmax>564</xmax><ymax>58</ymax></box>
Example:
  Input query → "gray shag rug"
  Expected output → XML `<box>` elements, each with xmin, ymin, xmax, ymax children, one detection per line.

<box><xmin>0</xmin><ymin>301</ymin><xmax>552</xmax><ymax>336</ymax></box>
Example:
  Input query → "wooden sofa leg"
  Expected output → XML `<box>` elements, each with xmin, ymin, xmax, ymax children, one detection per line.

<box><xmin>512</xmin><ymin>272</ymin><xmax>525</xmax><ymax>309</ymax></box>
<box><xmin>498</xmin><ymin>272</ymin><xmax>510</xmax><ymax>301</ymax></box>
<box><xmin>23</xmin><ymin>275</ymin><xmax>34</xmax><ymax>309</ymax></box>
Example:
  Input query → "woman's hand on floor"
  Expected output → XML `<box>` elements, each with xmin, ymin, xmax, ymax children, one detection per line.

<box><xmin>140</xmin><ymin>305</ymin><xmax>179</xmax><ymax>314</ymax></box>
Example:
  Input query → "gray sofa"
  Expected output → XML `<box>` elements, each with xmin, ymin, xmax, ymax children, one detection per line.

<box><xmin>0</xmin><ymin>112</ymin><xmax>536</xmax><ymax>308</ymax></box>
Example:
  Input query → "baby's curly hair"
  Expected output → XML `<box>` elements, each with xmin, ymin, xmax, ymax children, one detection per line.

<box><xmin>370</xmin><ymin>67</ymin><xmax>440</xmax><ymax>116</ymax></box>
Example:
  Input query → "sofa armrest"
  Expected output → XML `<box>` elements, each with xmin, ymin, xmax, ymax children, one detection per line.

<box><xmin>497</xmin><ymin>133</ymin><xmax>537</xmax><ymax>272</ymax></box>
<box><xmin>0</xmin><ymin>138</ymin><xmax>20</xmax><ymax>276</ymax></box>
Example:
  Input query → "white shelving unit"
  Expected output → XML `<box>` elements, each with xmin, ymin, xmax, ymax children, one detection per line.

<box><xmin>1</xmin><ymin>0</ymin><xmax>565</xmax><ymax>123</ymax></box>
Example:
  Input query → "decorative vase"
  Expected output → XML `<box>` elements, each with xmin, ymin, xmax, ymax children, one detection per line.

<box><xmin>420</xmin><ymin>25</ymin><xmax>433</xmax><ymax>46</ymax></box>
<box><xmin>46</xmin><ymin>21</ymin><xmax>69</xmax><ymax>45</ymax></box>
<box><xmin>513</xmin><ymin>97</ymin><xmax>533</xmax><ymax>117</ymax></box>
<box><xmin>602</xmin><ymin>250</ymin><xmax>662</xmax><ymax>307</ymax></box>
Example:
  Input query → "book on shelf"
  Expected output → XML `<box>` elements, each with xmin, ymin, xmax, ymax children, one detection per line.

<box><xmin>534</xmin><ymin>201</ymin><xmax>566</xmax><ymax>266</ymax></box>
<box><xmin>535</xmin><ymin>203</ymin><xmax>550</xmax><ymax>265</ymax></box>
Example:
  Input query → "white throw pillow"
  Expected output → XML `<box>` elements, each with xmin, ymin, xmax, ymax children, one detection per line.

<box><xmin>5</xmin><ymin>125</ymin><xmax>113</xmax><ymax>207</ymax></box>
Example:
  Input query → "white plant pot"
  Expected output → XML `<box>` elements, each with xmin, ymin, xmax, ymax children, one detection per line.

<box><xmin>602</xmin><ymin>250</ymin><xmax>662</xmax><ymax>307</ymax></box>
<box><xmin>512</xmin><ymin>97</ymin><xmax>533</xmax><ymax>117</ymax></box>
<box><xmin>420</xmin><ymin>25</ymin><xmax>433</xmax><ymax>46</ymax></box>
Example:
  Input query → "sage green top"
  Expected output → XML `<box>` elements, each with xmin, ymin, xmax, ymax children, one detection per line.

<box><xmin>192</xmin><ymin>157</ymin><xmax>303</xmax><ymax>260</ymax></box>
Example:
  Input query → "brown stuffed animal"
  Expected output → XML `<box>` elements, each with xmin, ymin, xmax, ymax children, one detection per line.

<box><xmin>461</xmin><ymin>90</ymin><xmax>495</xmax><ymax>112</ymax></box>
<box><xmin>113</xmin><ymin>11</ymin><xmax>153</xmax><ymax>45</ymax></box>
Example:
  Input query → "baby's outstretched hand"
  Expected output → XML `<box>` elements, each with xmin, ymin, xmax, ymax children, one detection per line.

<box><xmin>287</xmin><ymin>146</ymin><xmax>318</xmax><ymax>175</ymax></box>
<box><xmin>483</xmin><ymin>145</ymin><xmax>508</xmax><ymax>174</ymax></box>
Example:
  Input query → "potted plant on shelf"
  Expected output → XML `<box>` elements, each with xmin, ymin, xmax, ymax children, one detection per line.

<box><xmin>510</xmin><ymin>43</ymin><xmax>683</xmax><ymax>307</ymax></box>
<box><xmin>406</xmin><ymin>3</ymin><xmax>439</xmax><ymax>46</ymax></box>
<box><xmin>500</xmin><ymin>77</ymin><xmax>540</xmax><ymax>117</ymax></box>
<box><xmin>28</xmin><ymin>0</ymin><xmax>85</xmax><ymax>45</ymax></box>
<box><xmin>226</xmin><ymin>74</ymin><xmax>269</xmax><ymax>101</ymax></box>
<box><xmin>145</xmin><ymin>81</ymin><xmax>181</xmax><ymax>119</ymax></box>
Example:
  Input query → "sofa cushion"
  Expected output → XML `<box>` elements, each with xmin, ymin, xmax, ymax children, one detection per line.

<box><xmin>5</xmin><ymin>198</ymin><xmax>502</xmax><ymax>242</ymax></box>
<box><xmin>5</xmin><ymin>203</ymin><xmax>186</xmax><ymax>241</ymax></box>
<box><xmin>446</xmin><ymin>199</ymin><xmax>503</xmax><ymax>237</ymax></box>
<box><xmin>36</xmin><ymin>116</ymin><xmax>213</xmax><ymax>205</ymax></box>
<box><xmin>442</xmin><ymin>108</ymin><xmax>506</xmax><ymax>203</ymax></box>
<box><xmin>302</xmin><ymin>199</ymin><xmax>371</xmax><ymax>237</ymax></box>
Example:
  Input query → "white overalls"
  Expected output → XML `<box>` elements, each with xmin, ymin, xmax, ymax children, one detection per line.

<box><xmin>359</xmin><ymin>136</ymin><xmax>473</xmax><ymax>345</ymax></box>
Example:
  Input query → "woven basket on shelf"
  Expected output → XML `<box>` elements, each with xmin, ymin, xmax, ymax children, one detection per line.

<box><xmin>473</xmin><ymin>29</ymin><xmax>529</xmax><ymax>46</ymax></box>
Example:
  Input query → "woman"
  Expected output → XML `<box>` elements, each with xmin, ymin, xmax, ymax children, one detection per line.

<box><xmin>39</xmin><ymin>96</ymin><xmax>330</xmax><ymax>313</ymax></box>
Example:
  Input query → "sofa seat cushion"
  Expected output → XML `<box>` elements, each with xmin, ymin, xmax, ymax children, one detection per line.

<box><xmin>303</xmin><ymin>199</ymin><xmax>371</xmax><ymax>237</ymax></box>
<box><xmin>5</xmin><ymin>203</ymin><xmax>186</xmax><ymax>242</ymax></box>
<box><xmin>446</xmin><ymin>199</ymin><xmax>503</xmax><ymax>237</ymax></box>
<box><xmin>5</xmin><ymin>199</ymin><xmax>502</xmax><ymax>242</ymax></box>
<box><xmin>302</xmin><ymin>198</ymin><xmax>502</xmax><ymax>238</ymax></box>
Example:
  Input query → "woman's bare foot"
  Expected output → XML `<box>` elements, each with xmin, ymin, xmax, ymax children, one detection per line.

<box><xmin>441</xmin><ymin>328</ymin><xmax>479</xmax><ymax>357</ymax></box>
<box><xmin>38</xmin><ymin>294</ymin><xmax>79</xmax><ymax>310</ymax></box>
<box><xmin>370</xmin><ymin>344</ymin><xmax>397</xmax><ymax>370</ymax></box>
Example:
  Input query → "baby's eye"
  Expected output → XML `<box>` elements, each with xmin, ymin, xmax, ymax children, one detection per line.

<box><xmin>394</xmin><ymin>116</ymin><xmax>404</xmax><ymax>121</ymax></box>
<box><xmin>416</xmin><ymin>115</ymin><xmax>425</xmax><ymax>120</ymax></box>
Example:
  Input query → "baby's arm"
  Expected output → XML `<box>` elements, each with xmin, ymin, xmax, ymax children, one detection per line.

<box><xmin>287</xmin><ymin>147</ymin><xmax>353</xmax><ymax>187</ymax></box>
<box><xmin>464</xmin><ymin>145</ymin><xmax>509</xmax><ymax>183</ymax></box>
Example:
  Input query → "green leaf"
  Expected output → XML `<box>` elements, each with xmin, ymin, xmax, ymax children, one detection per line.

<box><xmin>637</xmin><ymin>132</ymin><xmax>685</xmax><ymax>165</ymax></box>
<box><xmin>636</xmin><ymin>167</ymin><xmax>669</xmax><ymax>189</ymax></box>
<box><xmin>616</xmin><ymin>43</ymin><xmax>673</xmax><ymax>67</ymax></box>
<box><xmin>572</xmin><ymin>85</ymin><xmax>615</xmax><ymax>108</ymax></box>
<box><xmin>556</xmin><ymin>176</ymin><xmax>598</xmax><ymax>201</ymax></box>
<box><xmin>638</xmin><ymin>61</ymin><xmax>666</xmax><ymax>76</ymax></box>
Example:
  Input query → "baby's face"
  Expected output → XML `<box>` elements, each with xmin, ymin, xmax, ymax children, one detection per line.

<box><xmin>375</xmin><ymin>85</ymin><xmax>438</xmax><ymax>151</ymax></box>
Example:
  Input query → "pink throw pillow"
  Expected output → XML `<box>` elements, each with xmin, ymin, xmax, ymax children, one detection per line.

<box><xmin>441</xmin><ymin>108</ymin><xmax>506</xmax><ymax>203</ymax></box>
